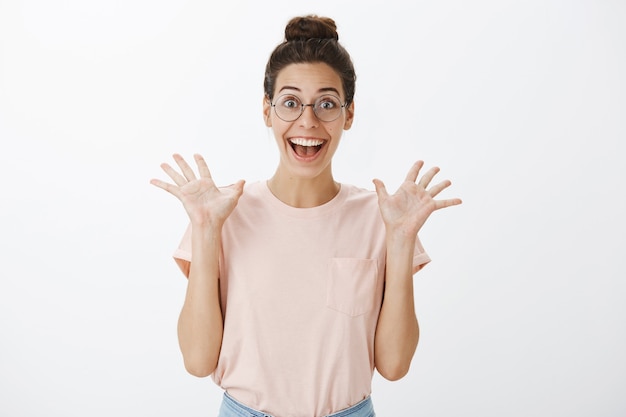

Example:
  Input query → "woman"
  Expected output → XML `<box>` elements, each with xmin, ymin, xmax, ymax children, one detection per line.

<box><xmin>151</xmin><ymin>15</ymin><xmax>461</xmax><ymax>417</ymax></box>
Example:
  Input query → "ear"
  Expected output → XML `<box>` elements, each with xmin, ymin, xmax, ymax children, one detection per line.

<box><xmin>343</xmin><ymin>101</ymin><xmax>355</xmax><ymax>130</ymax></box>
<box><xmin>263</xmin><ymin>96</ymin><xmax>272</xmax><ymax>127</ymax></box>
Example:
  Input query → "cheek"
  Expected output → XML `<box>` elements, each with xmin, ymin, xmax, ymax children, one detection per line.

<box><xmin>327</xmin><ymin>123</ymin><xmax>344</xmax><ymax>136</ymax></box>
<box><xmin>270</xmin><ymin>118</ymin><xmax>288</xmax><ymax>133</ymax></box>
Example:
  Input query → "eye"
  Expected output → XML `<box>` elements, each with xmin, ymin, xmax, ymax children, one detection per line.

<box><xmin>279</xmin><ymin>95</ymin><xmax>300</xmax><ymax>109</ymax></box>
<box><xmin>317</xmin><ymin>96</ymin><xmax>340</xmax><ymax>110</ymax></box>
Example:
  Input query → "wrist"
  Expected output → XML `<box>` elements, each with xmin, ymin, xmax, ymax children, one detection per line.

<box><xmin>385</xmin><ymin>224</ymin><xmax>417</xmax><ymax>242</ymax></box>
<box><xmin>191</xmin><ymin>221</ymin><xmax>223</xmax><ymax>238</ymax></box>
<box><xmin>386</xmin><ymin>228</ymin><xmax>417</xmax><ymax>256</ymax></box>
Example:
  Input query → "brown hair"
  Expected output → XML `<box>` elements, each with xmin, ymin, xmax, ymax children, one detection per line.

<box><xmin>263</xmin><ymin>15</ymin><xmax>356</xmax><ymax>105</ymax></box>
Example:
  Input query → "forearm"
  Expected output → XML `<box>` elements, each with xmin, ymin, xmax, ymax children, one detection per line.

<box><xmin>374</xmin><ymin>230</ymin><xmax>419</xmax><ymax>381</ymax></box>
<box><xmin>177</xmin><ymin>223</ymin><xmax>224</xmax><ymax>377</ymax></box>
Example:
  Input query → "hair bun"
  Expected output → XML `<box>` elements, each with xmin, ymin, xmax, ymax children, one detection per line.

<box><xmin>284</xmin><ymin>15</ymin><xmax>339</xmax><ymax>41</ymax></box>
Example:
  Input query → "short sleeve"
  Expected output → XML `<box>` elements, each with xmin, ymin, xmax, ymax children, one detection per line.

<box><xmin>412</xmin><ymin>235</ymin><xmax>431</xmax><ymax>275</ymax></box>
<box><xmin>172</xmin><ymin>223</ymin><xmax>192</xmax><ymax>278</ymax></box>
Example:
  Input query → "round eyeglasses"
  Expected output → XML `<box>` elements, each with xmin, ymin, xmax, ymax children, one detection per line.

<box><xmin>270</xmin><ymin>94</ymin><xmax>346</xmax><ymax>122</ymax></box>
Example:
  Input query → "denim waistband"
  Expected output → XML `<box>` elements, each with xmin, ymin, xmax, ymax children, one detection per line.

<box><xmin>219</xmin><ymin>392</ymin><xmax>375</xmax><ymax>417</ymax></box>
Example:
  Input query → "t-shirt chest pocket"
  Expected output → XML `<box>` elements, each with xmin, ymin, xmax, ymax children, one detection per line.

<box><xmin>326</xmin><ymin>258</ymin><xmax>378</xmax><ymax>317</ymax></box>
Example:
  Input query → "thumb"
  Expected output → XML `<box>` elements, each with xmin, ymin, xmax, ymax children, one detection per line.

<box><xmin>372</xmin><ymin>179</ymin><xmax>388</xmax><ymax>199</ymax></box>
<box><xmin>233</xmin><ymin>179</ymin><xmax>246</xmax><ymax>195</ymax></box>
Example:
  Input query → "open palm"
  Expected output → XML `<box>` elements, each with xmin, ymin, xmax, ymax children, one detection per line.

<box><xmin>150</xmin><ymin>153</ymin><xmax>245</xmax><ymax>227</ymax></box>
<box><xmin>373</xmin><ymin>161</ymin><xmax>461</xmax><ymax>236</ymax></box>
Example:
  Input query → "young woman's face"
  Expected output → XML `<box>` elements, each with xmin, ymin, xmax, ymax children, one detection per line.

<box><xmin>263</xmin><ymin>62</ymin><xmax>354</xmax><ymax>180</ymax></box>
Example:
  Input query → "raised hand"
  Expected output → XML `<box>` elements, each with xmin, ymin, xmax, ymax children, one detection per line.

<box><xmin>150</xmin><ymin>153</ymin><xmax>245</xmax><ymax>227</ymax></box>
<box><xmin>372</xmin><ymin>161</ymin><xmax>461</xmax><ymax>237</ymax></box>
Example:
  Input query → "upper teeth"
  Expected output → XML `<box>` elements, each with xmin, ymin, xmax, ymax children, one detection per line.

<box><xmin>289</xmin><ymin>138</ymin><xmax>324</xmax><ymax>147</ymax></box>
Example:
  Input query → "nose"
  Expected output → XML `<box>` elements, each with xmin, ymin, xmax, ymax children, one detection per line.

<box><xmin>299</xmin><ymin>104</ymin><xmax>319</xmax><ymax>128</ymax></box>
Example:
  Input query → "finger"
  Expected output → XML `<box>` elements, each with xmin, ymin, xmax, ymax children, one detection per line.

<box><xmin>222</xmin><ymin>179</ymin><xmax>246</xmax><ymax>193</ymax></box>
<box><xmin>427</xmin><ymin>179</ymin><xmax>452</xmax><ymax>198</ymax></box>
<box><xmin>434</xmin><ymin>198</ymin><xmax>463</xmax><ymax>210</ymax></box>
<box><xmin>173</xmin><ymin>154</ymin><xmax>198</xmax><ymax>182</ymax></box>
<box><xmin>194</xmin><ymin>154</ymin><xmax>212</xmax><ymax>179</ymax></box>
<box><xmin>230</xmin><ymin>180</ymin><xmax>246</xmax><ymax>198</ymax></box>
<box><xmin>405</xmin><ymin>160</ymin><xmax>424</xmax><ymax>183</ymax></box>
<box><xmin>372</xmin><ymin>179</ymin><xmax>389</xmax><ymax>199</ymax></box>
<box><xmin>417</xmin><ymin>166</ymin><xmax>440</xmax><ymax>189</ymax></box>
<box><xmin>234</xmin><ymin>179</ymin><xmax>246</xmax><ymax>192</ymax></box>
<box><xmin>160</xmin><ymin>162</ymin><xmax>187</xmax><ymax>186</ymax></box>
<box><xmin>149</xmin><ymin>179</ymin><xmax>182</xmax><ymax>199</ymax></box>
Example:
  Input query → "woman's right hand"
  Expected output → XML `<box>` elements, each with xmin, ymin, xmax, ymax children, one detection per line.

<box><xmin>150</xmin><ymin>153</ymin><xmax>245</xmax><ymax>227</ymax></box>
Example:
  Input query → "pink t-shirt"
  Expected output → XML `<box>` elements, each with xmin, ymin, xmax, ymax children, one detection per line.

<box><xmin>173</xmin><ymin>181</ymin><xmax>430</xmax><ymax>417</ymax></box>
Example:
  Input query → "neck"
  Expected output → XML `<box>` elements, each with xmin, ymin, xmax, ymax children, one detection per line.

<box><xmin>267</xmin><ymin>168</ymin><xmax>340</xmax><ymax>208</ymax></box>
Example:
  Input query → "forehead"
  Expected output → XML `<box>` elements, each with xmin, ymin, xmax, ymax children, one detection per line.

<box><xmin>275</xmin><ymin>62</ymin><xmax>344</xmax><ymax>98</ymax></box>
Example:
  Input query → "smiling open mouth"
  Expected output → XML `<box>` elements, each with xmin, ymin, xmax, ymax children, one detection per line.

<box><xmin>289</xmin><ymin>138</ymin><xmax>325</xmax><ymax>158</ymax></box>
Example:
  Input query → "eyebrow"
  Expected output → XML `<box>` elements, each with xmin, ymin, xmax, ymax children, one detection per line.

<box><xmin>278</xmin><ymin>86</ymin><xmax>341</xmax><ymax>96</ymax></box>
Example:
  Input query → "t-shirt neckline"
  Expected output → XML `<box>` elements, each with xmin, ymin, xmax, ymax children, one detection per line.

<box><xmin>260</xmin><ymin>180</ymin><xmax>349</xmax><ymax>218</ymax></box>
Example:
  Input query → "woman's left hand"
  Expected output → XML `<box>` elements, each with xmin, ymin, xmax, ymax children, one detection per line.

<box><xmin>373</xmin><ymin>161</ymin><xmax>462</xmax><ymax>236</ymax></box>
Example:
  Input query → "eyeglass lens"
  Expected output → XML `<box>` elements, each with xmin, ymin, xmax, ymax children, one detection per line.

<box><xmin>273</xmin><ymin>94</ymin><xmax>343</xmax><ymax>122</ymax></box>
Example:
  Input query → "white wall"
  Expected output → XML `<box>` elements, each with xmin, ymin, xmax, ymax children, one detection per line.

<box><xmin>1</xmin><ymin>0</ymin><xmax>624</xmax><ymax>416</ymax></box>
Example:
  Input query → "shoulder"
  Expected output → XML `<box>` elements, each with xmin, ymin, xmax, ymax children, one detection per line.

<box><xmin>341</xmin><ymin>183</ymin><xmax>379</xmax><ymax>207</ymax></box>
<box><xmin>235</xmin><ymin>180</ymin><xmax>266</xmax><ymax>206</ymax></box>
<box><xmin>337</xmin><ymin>184</ymin><xmax>382</xmax><ymax>224</ymax></box>
<box><xmin>225</xmin><ymin>180</ymin><xmax>273</xmax><ymax>225</ymax></box>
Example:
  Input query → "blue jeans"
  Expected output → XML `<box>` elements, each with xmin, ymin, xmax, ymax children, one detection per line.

<box><xmin>217</xmin><ymin>392</ymin><xmax>376</xmax><ymax>417</ymax></box>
